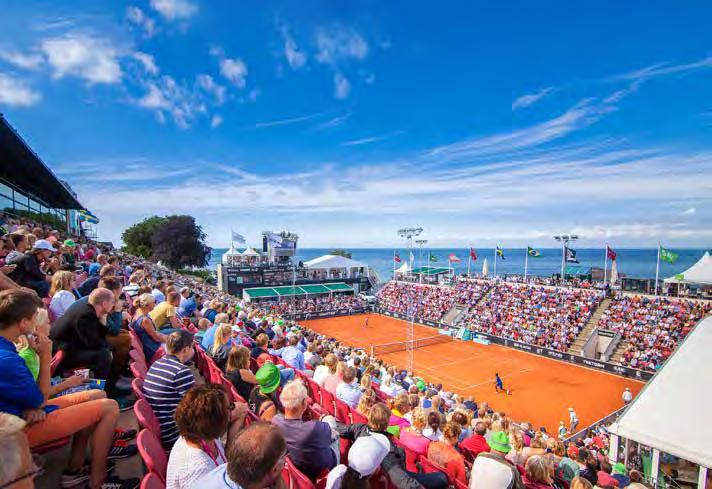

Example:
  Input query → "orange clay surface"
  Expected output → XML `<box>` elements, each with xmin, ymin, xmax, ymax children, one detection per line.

<box><xmin>302</xmin><ymin>313</ymin><xmax>644</xmax><ymax>433</ymax></box>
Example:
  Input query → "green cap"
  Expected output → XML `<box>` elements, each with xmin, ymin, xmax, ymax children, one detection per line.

<box><xmin>63</xmin><ymin>239</ymin><xmax>76</xmax><ymax>247</ymax></box>
<box><xmin>487</xmin><ymin>432</ymin><xmax>512</xmax><ymax>453</ymax></box>
<box><xmin>255</xmin><ymin>363</ymin><xmax>281</xmax><ymax>394</ymax></box>
<box><xmin>277</xmin><ymin>319</ymin><xmax>284</xmax><ymax>326</ymax></box>
<box><xmin>613</xmin><ymin>463</ymin><xmax>627</xmax><ymax>475</ymax></box>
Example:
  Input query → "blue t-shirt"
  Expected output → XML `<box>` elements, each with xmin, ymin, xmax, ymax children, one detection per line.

<box><xmin>201</xmin><ymin>324</ymin><xmax>219</xmax><ymax>351</ymax></box>
<box><xmin>0</xmin><ymin>337</ymin><xmax>45</xmax><ymax>417</ymax></box>
<box><xmin>88</xmin><ymin>262</ymin><xmax>101</xmax><ymax>276</ymax></box>
<box><xmin>130</xmin><ymin>314</ymin><xmax>162</xmax><ymax>362</ymax></box>
<box><xmin>195</xmin><ymin>464</ymin><xmax>242</xmax><ymax>489</ymax></box>
<box><xmin>178</xmin><ymin>297</ymin><xmax>197</xmax><ymax>317</ymax></box>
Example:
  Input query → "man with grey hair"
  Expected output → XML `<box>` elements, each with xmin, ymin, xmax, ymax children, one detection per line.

<box><xmin>0</xmin><ymin>413</ymin><xmax>37</xmax><ymax>489</ymax></box>
<box><xmin>271</xmin><ymin>380</ymin><xmax>338</xmax><ymax>479</ymax></box>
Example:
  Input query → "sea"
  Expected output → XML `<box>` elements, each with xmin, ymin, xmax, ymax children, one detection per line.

<box><xmin>208</xmin><ymin>247</ymin><xmax>710</xmax><ymax>283</ymax></box>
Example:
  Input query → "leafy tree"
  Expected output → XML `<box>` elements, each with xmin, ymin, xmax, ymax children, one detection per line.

<box><xmin>329</xmin><ymin>249</ymin><xmax>352</xmax><ymax>259</ymax></box>
<box><xmin>121</xmin><ymin>216</ymin><xmax>166</xmax><ymax>258</ymax></box>
<box><xmin>150</xmin><ymin>215</ymin><xmax>212</xmax><ymax>269</ymax></box>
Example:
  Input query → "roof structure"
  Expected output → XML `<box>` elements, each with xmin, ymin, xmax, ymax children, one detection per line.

<box><xmin>411</xmin><ymin>266</ymin><xmax>450</xmax><ymax>275</ymax></box>
<box><xmin>608</xmin><ymin>315</ymin><xmax>712</xmax><ymax>468</ymax></box>
<box><xmin>0</xmin><ymin>115</ymin><xmax>84</xmax><ymax>209</ymax></box>
<box><xmin>243</xmin><ymin>282</ymin><xmax>354</xmax><ymax>300</ymax></box>
<box><xmin>564</xmin><ymin>265</ymin><xmax>592</xmax><ymax>276</ymax></box>
<box><xmin>303</xmin><ymin>254</ymin><xmax>367</xmax><ymax>270</ymax></box>
<box><xmin>664</xmin><ymin>251</ymin><xmax>712</xmax><ymax>285</ymax></box>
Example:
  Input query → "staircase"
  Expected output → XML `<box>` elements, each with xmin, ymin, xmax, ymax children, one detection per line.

<box><xmin>608</xmin><ymin>339</ymin><xmax>630</xmax><ymax>365</ymax></box>
<box><xmin>567</xmin><ymin>297</ymin><xmax>612</xmax><ymax>355</ymax></box>
<box><xmin>442</xmin><ymin>305</ymin><xmax>467</xmax><ymax>326</ymax></box>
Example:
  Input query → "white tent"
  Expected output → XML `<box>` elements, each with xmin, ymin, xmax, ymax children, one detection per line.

<box><xmin>396</xmin><ymin>262</ymin><xmax>411</xmax><ymax>274</ymax></box>
<box><xmin>241</xmin><ymin>247</ymin><xmax>261</xmax><ymax>257</ymax></box>
<box><xmin>303</xmin><ymin>254</ymin><xmax>366</xmax><ymax>270</ymax></box>
<box><xmin>664</xmin><ymin>251</ymin><xmax>712</xmax><ymax>285</ymax></box>
<box><xmin>221</xmin><ymin>244</ymin><xmax>241</xmax><ymax>264</ymax></box>
<box><xmin>608</xmin><ymin>316</ymin><xmax>712</xmax><ymax>484</ymax></box>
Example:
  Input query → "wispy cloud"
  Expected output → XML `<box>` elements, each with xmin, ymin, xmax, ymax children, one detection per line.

<box><xmin>149</xmin><ymin>0</ymin><xmax>197</xmax><ymax>21</ymax></box>
<box><xmin>278</xmin><ymin>25</ymin><xmax>307</xmax><ymax>69</ymax></box>
<box><xmin>41</xmin><ymin>32</ymin><xmax>124</xmax><ymax>84</ymax></box>
<box><xmin>251</xmin><ymin>111</ymin><xmax>324</xmax><ymax>129</ymax></box>
<box><xmin>512</xmin><ymin>87</ymin><xmax>554</xmax><ymax>110</ymax></box>
<box><xmin>0</xmin><ymin>47</ymin><xmax>44</xmax><ymax>70</ymax></box>
<box><xmin>126</xmin><ymin>6</ymin><xmax>156</xmax><ymax>38</ymax></box>
<box><xmin>0</xmin><ymin>74</ymin><xmax>42</xmax><ymax>107</ymax></box>
<box><xmin>314</xmin><ymin>112</ymin><xmax>351</xmax><ymax>130</ymax></box>
<box><xmin>614</xmin><ymin>56</ymin><xmax>712</xmax><ymax>83</ymax></box>
<box><xmin>343</xmin><ymin>130</ymin><xmax>403</xmax><ymax>146</ymax></box>
<box><xmin>681</xmin><ymin>207</ymin><xmax>696</xmax><ymax>216</ymax></box>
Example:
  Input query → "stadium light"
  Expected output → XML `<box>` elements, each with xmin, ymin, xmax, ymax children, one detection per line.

<box><xmin>553</xmin><ymin>234</ymin><xmax>579</xmax><ymax>281</ymax></box>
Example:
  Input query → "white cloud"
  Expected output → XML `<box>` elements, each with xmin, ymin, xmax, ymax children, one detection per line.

<box><xmin>512</xmin><ymin>87</ymin><xmax>554</xmax><ymax>110</ymax></box>
<box><xmin>0</xmin><ymin>74</ymin><xmax>41</xmax><ymax>106</ymax></box>
<box><xmin>315</xmin><ymin>112</ymin><xmax>350</xmax><ymax>130</ymax></box>
<box><xmin>252</xmin><ymin>111</ymin><xmax>323</xmax><ymax>129</ymax></box>
<box><xmin>279</xmin><ymin>27</ymin><xmax>307</xmax><ymax>69</ymax></box>
<box><xmin>219</xmin><ymin>57</ymin><xmax>247</xmax><ymax>88</ymax></box>
<box><xmin>682</xmin><ymin>207</ymin><xmax>696</xmax><ymax>216</ymax></box>
<box><xmin>333</xmin><ymin>73</ymin><xmax>350</xmax><ymax>99</ymax></box>
<box><xmin>149</xmin><ymin>0</ymin><xmax>197</xmax><ymax>21</ymax></box>
<box><xmin>210</xmin><ymin>114</ymin><xmax>223</xmax><ymax>128</ymax></box>
<box><xmin>135</xmin><ymin>75</ymin><xmax>207</xmax><ymax>129</ymax></box>
<box><xmin>41</xmin><ymin>33</ymin><xmax>122</xmax><ymax>84</ymax></box>
<box><xmin>247</xmin><ymin>88</ymin><xmax>259</xmax><ymax>102</ymax></box>
<box><xmin>615</xmin><ymin>56</ymin><xmax>712</xmax><ymax>83</ymax></box>
<box><xmin>0</xmin><ymin>47</ymin><xmax>44</xmax><ymax>70</ymax></box>
<box><xmin>126</xmin><ymin>6</ymin><xmax>156</xmax><ymax>38</ymax></box>
<box><xmin>315</xmin><ymin>25</ymin><xmax>369</xmax><ymax>65</ymax></box>
<box><xmin>343</xmin><ymin>131</ymin><xmax>402</xmax><ymax>146</ymax></box>
<box><xmin>196</xmin><ymin>74</ymin><xmax>226</xmax><ymax>105</ymax></box>
<box><xmin>132</xmin><ymin>52</ymin><xmax>159</xmax><ymax>75</ymax></box>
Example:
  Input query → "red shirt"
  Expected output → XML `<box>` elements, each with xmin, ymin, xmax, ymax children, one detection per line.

<box><xmin>459</xmin><ymin>434</ymin><xmax>490</xmax><ymax>457</ymax></box>
<box><xmin>427</xmin><ymin>442</ymin><xmax>467</xmax><ymax>483</ymax></box>
<box><xmin>598</xmin><ymin>471</ymin><xmax>620</xmax><ymax>487</ymax></box>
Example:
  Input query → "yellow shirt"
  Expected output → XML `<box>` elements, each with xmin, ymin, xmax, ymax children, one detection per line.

<box><xmin>149</xmin><ymin>302</ymin><xmax>176</xmax><ymax>329</ymax></box>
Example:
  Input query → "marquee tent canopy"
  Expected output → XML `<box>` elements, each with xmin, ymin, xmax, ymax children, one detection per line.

<box><xmin>664</xmin><ymin>251</ymin><xmax>712</xmax><ymax>285</ymax></box>
<box><xmin>243</xmin><ymin>282</ymin><xmax>353</xmax><ymax>300</ymax></box>
<box><xmin>303</xmin><ymin>254</ymin><xmax>367</xmax><ymax>270</ymax></box>
<box><xmin>608</xmin><ymin>315</ymin><xmax>712</xmax><ymax>469</ymax></box>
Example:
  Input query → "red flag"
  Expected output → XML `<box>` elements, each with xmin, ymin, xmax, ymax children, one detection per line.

<box><xmin>394</xmin><ymin>253</ymin><xmax>402</xmax><ymax>263</ymax></box>
<box><xmin>469</xmin><ymin>247</ymin><xmax>477</xmax><ymax>261</ymax></box>
<box><xmin>606</xmin><ymin>246</ymin><xmax>617</xmax><ymax>261</ymax></box>
<box><xmin>448</xmin><ymin>253</ymin><xmax>461</xmax><ymax>263</ymax></box>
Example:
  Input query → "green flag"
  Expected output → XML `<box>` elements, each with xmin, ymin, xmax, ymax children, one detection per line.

<box><xmin>674</xmin><ymin>273</ymin><xmax>685</xmax><ymax>281</ymax></box>
<box><xmin>429</xmin><ymin>254</ymin><xmax>438</xmax><ymax>262</ymax></box>
<box><xmin>527</xmin><ymin>246</ymin><xmax>541</xmax><ymax>258</ymax></box>
<box><xmin>660</xmin><ymin>246</ymin><xmax>679</xmax><ymax>264</ymax></box>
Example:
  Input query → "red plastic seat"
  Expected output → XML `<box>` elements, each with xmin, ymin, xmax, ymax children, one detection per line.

<box><xmin>333</xmin><ymin>397</ymin><xmax>352</xmax><ymax>424</ymax></box>
<box><xmin>129</xmin><ymin>330</ymin><xmax>143</xmax><ymax>352</ymax></box>
<box><xmin>417</xmin><ymin>455</ymin><xmax>454</xmax><ymax>486</ymax></box>
<box><xmin>134</xmin><ymin>399</ymin><xmax>161</xmax><ymax>439</ymax></box>
<box><xmin>132</xmin><ymin>377</ymin><xmax>146</xmax><ymax>401</ymax></box>
<box><xmin>50</xmin><ymin>350</ymin><xmax>65</xmax><ymax>376</ymax></box>
<box><xmin>149</xmin><ymin>347</ymin><xmax>165</xmax><ymax>366</ymax></box>
<box><xmin>319</xmin><ymin>388</ymin><xmax>336</xmax><ymax>416</ymax></box>
<box><xmin>281</xmin><ymin>457</ymin><xmax>328</xmax><ymax>489</ymax></box>
<box><xmin>304</xmin><ymin>377</ymin><xmax>322</xmax><ymax>406</ymax></box>
<box><xmin>351</xmin><ymin>409</ymin><xmax>368</xmax><ymax>425</ymax></box>
<box><xmin>137</xmin><ymin>429</ymin><xmax>168</xmax><ymax>482</ymax></box>
<box><xmin>130</xmin><ymin>348</ymin><xmax>148</xmax><ymax>369</ymax></box>
<box><xmin>140</xmin><ymin>473</ymin><xmax>166</xmax><ymax>489</ymax></box>
<box><xmin>130</xmin><ymin>361</ymin><xmax>147</xmax><ymax>379</ymax></box>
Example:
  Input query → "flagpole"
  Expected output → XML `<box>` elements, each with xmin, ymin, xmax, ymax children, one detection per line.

<box><xmin>655</xmin><ymin>243</ymin><xmax>660</xmax><ymax>297</ymax></box>
<box><xmin>467</xmin><ymin>246</ymin><xmax>471</xmax><ymax>277</ymax></box>
<box><xmin>494</xmin><ymin>247</ymin><xmax>497</xmax><ymax>277</ymax></box>
<box><xmin>524</xmin><ymin>247</ymin><xmax>528</xmax><ymax>279</ymax></box>
<box><xmin>561</xmin><ymin>243</ymin><xmax>566</xmax><ymax>282</ymax></box>
<box><xmin>393</xmin><ymin>249</ymin><xmax>396</xmax><ymax>281</ymax></box>
<box><xmin>603</xmin><ymin>244</ymin><xmax>608</xmax><ymax>284</ymax></box>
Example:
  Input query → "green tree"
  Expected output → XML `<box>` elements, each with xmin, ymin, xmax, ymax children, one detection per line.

<box><xmin>329</xmin><ymin>249</ymin><xmax>352</xmax><ymax>259</ymax></box>
<box><xmin>121</xmin><ymin>216</ymin><xmax>166</xmax><ymax>258</ymax></box>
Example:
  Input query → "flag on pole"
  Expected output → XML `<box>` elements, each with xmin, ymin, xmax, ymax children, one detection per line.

<box><xmin>660</xmin><ymin>246</ymin><xmax>679</xmax><ymax>264</ymax></box>
<box><xmin>394</xmin><ymin>253</ymin><xmax>402</xmax><ymax>263</ymax></box>
<box><xmin>496</xmin><ymin>247</ymin><xmax>506</xmax><ymax>260</ymax></box>
<box><xmin>448</xmin><ymin>253</ymin><xmax>461</xmax><ymax>263</ymax></box>
<box><xmin>527</xmin><ymin>247</ymin><xmax>541</xmax><ymax>258</ymax></box>
<box><xmin>409</xmin><ymin>251</ymin><xmax>415</xmax><ymax>263</ymax></box>
<box><xmin>482</xmin><ymin>258</ymin><xmax>489</xmax><ymax>276</ymax></box>
<box><xmin>469</xmin><ymin>248</ymin><xmax>477</xmax><ymax>261</ymax></box>
<box><xmin>231</xmin><ymin>231</ymin><xmax>246</xmax><ymax>244</ymax></box>
<box><xmin>606</xmin><ymin>246</ymin><xmax>617</xmax><ymax>261</ymax></box>
<box><xmin>429</xmin><ymin>254</ymin><xmax>438</xmax><ymax>262</ymax></box>
<box><xmin>565</xmin><ymin>247</ymin><xmax>579</xmax><ymax>263</ymax></box>
<box><xmin>610</xmin><ymin>259</ymin><xmax>619</xmax><ymax>283</ymax></box>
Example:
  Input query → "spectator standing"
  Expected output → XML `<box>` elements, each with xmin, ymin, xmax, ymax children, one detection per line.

<box><xmin>568</xmin><ymin>408</ymin><xmax>579</xmax><ymax>433</ymax></box>
<box><xmin>143</xmin><ymin>330</ymin><xmax>196</xmax><ymax>448</ymax></box>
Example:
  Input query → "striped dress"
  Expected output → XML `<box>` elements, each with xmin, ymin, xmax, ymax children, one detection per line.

<box><xmin>143</xmin><ymin>354</ymin><xmax>195</xmax><ymax>448</ymax></box>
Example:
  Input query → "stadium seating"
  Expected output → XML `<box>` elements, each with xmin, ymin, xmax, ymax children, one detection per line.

<box><xmin>137</xmin><ymin>429</ymin><xmax>168</xmax><ymax>483</ymax></box>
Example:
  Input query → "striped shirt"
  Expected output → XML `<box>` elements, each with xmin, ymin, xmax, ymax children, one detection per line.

<box><xmin>143</xmin><ymin>354</ymin><xmax>195</xmax><ymax>448</ymax></box>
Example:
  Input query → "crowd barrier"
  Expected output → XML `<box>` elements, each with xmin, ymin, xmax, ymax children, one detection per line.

<box><xmin>291</xmin><ymin>307</ymin><xmax>368</xmax><ymax>321</ymax></box>
<box><xmin>372</xmin><ymin>308</ymin><xmax>653</xmax><ymax>381</ymax></box>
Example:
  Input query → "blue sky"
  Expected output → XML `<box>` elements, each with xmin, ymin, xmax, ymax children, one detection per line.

<box><xmin>1</xmin><ymin>1</ymin><xmax>711</xmax><ymax>248</ymax></box>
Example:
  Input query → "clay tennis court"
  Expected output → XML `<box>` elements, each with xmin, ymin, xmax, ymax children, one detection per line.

<box><xmin>302</xmin><ymin>313</ymin><xmax>644</xmax><ymax>432</ymax></box>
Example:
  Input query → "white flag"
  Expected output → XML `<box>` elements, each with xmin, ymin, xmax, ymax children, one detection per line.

<box><xmin>409</xmin><ymin>251</ymin><xmax>415</xmax><ymax>263</ymax></box>
<box><xmin>231</xmin><ymin>231</ymin><xmax>246</xmax><ymax>244</ymax></box>
<box><xmin>267</xmin><ymin>232</ymin><xmax>283</xmax><ymax>245</ymax></box>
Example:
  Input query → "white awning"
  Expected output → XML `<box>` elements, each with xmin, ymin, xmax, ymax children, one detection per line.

<box><xmin>241</xmin><ymin>247</ymin><xmax>261</xmax><ymax>257</ymax></box>
<box><xmin>608</xmin><ymin>315</ymin><xmax>712</xmax><ymax>468</ymax></box>
<box><xmin>303</xmin><ymin>254</ymin><xmax>366</xmax><ymax>270</ymax></box>
<box><xmin>664</xmin><ymin>251</ymin><xmax>712</xmax><ymax>285</ymax></box>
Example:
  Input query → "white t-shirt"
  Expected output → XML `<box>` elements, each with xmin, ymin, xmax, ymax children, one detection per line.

<box><xmin>166</xmin><ymin>436</ymin><xmax>226</xmax><ymax>489</ymax></box>
<box><xmin>50</xmin><ymin>290</ymin><xmax>76</xmax><ymax>320</ymax></box>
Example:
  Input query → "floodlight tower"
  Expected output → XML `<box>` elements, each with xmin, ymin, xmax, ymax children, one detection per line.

<box><xmin>554</xmin><ymin>234</ymin><xmax>579</xmax><ymax>282</ymax></box>
<box><xmin>397</xmin><ymin>227</ymin><xmax>422</xmax><ymax>374</ymax></box>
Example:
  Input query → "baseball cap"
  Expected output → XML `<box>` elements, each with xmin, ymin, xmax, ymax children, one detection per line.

<box><xmin>32</xmin><ymin>239</ymin><xmax>56</xmax><ymax>252</ymax></box>
<box><xmin>63</xmin><ymin>239</ymin><xmax>76</xmax><ymax>247</ymax></box>
<box><xmin>347</xmin><ymin>433</ymin><xmax>390</xmax><ymax>477</ymax></box>
<box><xmin>613</xmin><ymin>463</ymin><xmax>627</xmax><ymax>475</ymax></box>
<box><xmin>255</xmin><ymin>363</ymin><xmax>281</xmax><ymax>394</ymax></box>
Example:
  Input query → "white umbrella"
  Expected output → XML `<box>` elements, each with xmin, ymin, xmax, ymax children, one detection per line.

<box><xmin>610</xmin><ymin>259</ymin><xmax>618</xmax><ymax>284</ymax></box>
<box><xmin>482</xmin><ymin>257</ymin><xmax>489</xmax><ymax>277</ymax></box>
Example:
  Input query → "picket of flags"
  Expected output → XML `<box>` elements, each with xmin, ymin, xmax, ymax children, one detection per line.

<box><xmin>527</xmin><ymin>247</ymin><xmax>541</xmax><ymax>258</ymax></box>
<box><xmin>77</xmin><ymin>209</ymin><xmax>99</xmax><ymax>224</ymax></box>
<box><xmin>394</xmin><ymin>253</ymin><xmax>402</xmax><ymax>263</ymax></box>
<box><xmin>655</xmin><ymin>245</ymin><xmax>679</xmax><ymax>296</ymax></box>
<box><xmin>604</xmin><ymin>245</ymin><xmax>617</xmax><ymax>284</ymax></box>
<box><xmin>231</xmin><ymin>231</ymin><xmax>246</xmax><ymax>245</ymax></box>
<box><xmin>565</xmin><ymin>247</ymin><xmax>579</xmax><ymax>263</ymax></box>
<box><xmin>606</xmin><ymin>246</ymin><xmax>617</xmax><ymax>261</ymax></box>
<box><xmin>429</xmin><ymin>254</ymin><xmax>438</xmax><ymax>262</ymax></box>
<box><xmin>448</xmin><ymin>253</ymin><xmax>461</xmax><ymax>262</ymax></box>
<box><xmin>409</xmin><ymin>251</ymin><xmax>415</xmax><ymax>264</ymax></box>
<box><xmin>469</xmin><ymin>248</ymin><xmax>477</xmax><ymax>261</ymax></box>
<box><xmin>496</xmin><ymin>247</ymin><xmax>505</xmax><ymax>260</ymax></box>
<box><xmin>467</xmin><ymin>247</ymin><xmax>477</xmax><ymax>276</ymax></box>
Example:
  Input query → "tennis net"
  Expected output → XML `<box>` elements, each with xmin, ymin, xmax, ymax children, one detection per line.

<box><xmin>370</xmin><ymin>334</ymin><xmax>453</xmax><ymax>357</ymax></box>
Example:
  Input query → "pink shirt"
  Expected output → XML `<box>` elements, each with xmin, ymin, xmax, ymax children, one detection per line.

<box><xmin>323</xmin><ymin>374</ymin><xmax>342</xmax><ymax>394</ymax></box>
<box><xmin>399</xmin><ymin>430</ymin><xmax>430</xmax><ymax>456</ymax></box>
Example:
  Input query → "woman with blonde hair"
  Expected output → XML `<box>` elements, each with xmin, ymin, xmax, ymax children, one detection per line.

<box><xmin>427</xmin><ymin>421</ymin><xmax>466</xmax><ymax>483</ymax></box>
<box><xmin>569</xmin><ymin>476</ymin><xmax>593</xmax><ymax>489</ymax></box>
<box><xmin>506</xmin><ymin>429</ymin><xmax>528</xmax><ymax>465</ymax></box>
<box><xmin>130</xmin><ymin>293</ymin><xmax>167</xmax><ymax>362</ymax></box>
<box><xmin>399</xmin><ymin>407</ymin><xmax>431</xmax><ymax>456</ymax></box>
<box><xmin>49</xmin><ymin>270</ymin><xmax>76</xmax><ymax>319</ymax></box>
<box><xmin>314</xmin><ymin>352</ymin><xmax>337</xmax><ymax>386</ymax></box>
<box><xmin>323</xmin><ymin>360</ymin><xmax>346</xmax><ymax>394</ymax></box>
<box><xmin>355</xmin><ymin>389</ymin><xmax>376</xmax><ymax>416</ymax></box>
<box><xmin>210</xmin><ymin>323</ymin><xmax>234</xmax><ymax>369</ymax></box>
<box><xmin>523</xmin><ymin>455</ymin><xmax>555</xmax><ymax>488</ymax></box>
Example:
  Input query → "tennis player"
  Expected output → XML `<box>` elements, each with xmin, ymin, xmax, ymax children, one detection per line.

<box><xmin>363</xmin><ymin>317</ymin><xmax>369</xmax><ymax>329</ymax></box>
<box><xmin>494</xmin><ymin>372</ymin><xmax>504</xmax><ymax>393</ymax></box>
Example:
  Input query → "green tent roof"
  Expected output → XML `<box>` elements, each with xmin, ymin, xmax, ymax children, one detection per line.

<box><xmin>564</xmin><ymin>265</ymin><xmax>592</xmax><ymax>276</ymax></box>
<box><xmin>410</xmin><ymin>266</ymin><xmax>450</xmax><ymax>276</ymax></box>
<box><xmin>244</xmin><ymin>282</ymin><xmax>353</xmax><ymax>300</ymax></box>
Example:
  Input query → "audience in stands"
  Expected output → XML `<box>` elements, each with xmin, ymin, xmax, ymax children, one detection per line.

<box><xmin>48</xmin><ymin>270</ymin><xmax>76</xmax><ymax>319</ymax></box>
<box><xmin>336</xmin><ymin>366</ymin><xmax>363</xmax><ymax>409</ymax></box>
<box><xmin>130</xmin><ymin>293</ymin><xmax>167</xmax><ymax>363</ymax></box>
<box><xmin>143</xmin><ymin>330</ymin><xmax>196</xmax><ymax>448</ymax></box>
<box><xmin>427</xmin><ymin>421</ymin><xmax>467</xmax><ymax>483</ymax></box>
<box><xmin>249</xmin><ymin>362</ymin><xmax>282</xmax><ymax>420</ymax></box>
<box><xmin>469</xmin><ymin>431</ymin><xmax>523</xmax><ymax>489</ymax></box>
<box><xmin>325</xmin><ymin>432</ymin><xmax>390</xmax><ymax>489</ymax></box>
